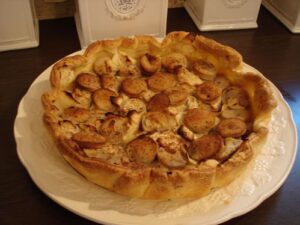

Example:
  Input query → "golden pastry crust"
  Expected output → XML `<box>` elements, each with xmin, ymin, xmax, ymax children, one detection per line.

<box><xmin>192</xmin><ymin>60</ymin><xmax>217</xmax><ymax>81</ymax></box>
<box><xmin>162</xmin><ymin>52</ymin><xmax>188</xmax><ymax>73</ymax></box>
<box><xmin>100</xmin><ymin>115</ymin><xmax>129</xmax><ymax>143</ymax></box>
<box><xmin>72</xmin><ymin>131</ymin><xmax>106</xmax><ymax>149</ymax></box>
<box><xmin>50</xmin><ymin>55</ymin><xmax>87</xmax><ymax>89</ymax></box>
<box><xmin>42</xmin><ymin>31</ymin><xmax>277</xmax><ymax>200</ymax></box>
<box><xmin>223</xmin><ymin>86</ymin><xmax>250</xmax><ymax>109</ymax></box>
<box><xmin>100</xmin><ymin>75</ymin><xmax>119</xmax><ymax>93</ymax></box>
<box><xmin>194</xmin><ymin>35</ymin><xmax>243</xmax><ymax>71</ymax></box>
<box><xmin>71</xmin><ymin>87</ymin><xmax>92</xmax><ymax>108</ymax></box>
<box><xmin>63</xmin><ymin>107</ymin><xmax>90</xmax><ymax>123</ymax></box>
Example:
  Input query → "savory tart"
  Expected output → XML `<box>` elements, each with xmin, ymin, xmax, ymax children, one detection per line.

<box><xmin>42</xmin><ymin>32</ymin><xmax>277</xmax><ymax>200</ymax></box>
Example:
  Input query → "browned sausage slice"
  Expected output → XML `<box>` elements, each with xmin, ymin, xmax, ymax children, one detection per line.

<box><xmin>126</xmin><ymin>136</ymin><xmax>157</xmax><ymax>164</ymax></box>
<box><xmin>195</xmin><ymin>81</ymin><xmax>221</xmax><ymax>103</ymax></box>
<box><xmin>147</xmin><ymin>93</ymin><xmax>170</xmax><ymax>111</ymax></box>
<box><xmin>147</xmin><ymin>72</ymin><xmax>177</xmax><ymax>92</ymax></box>
<box><xmin>216</xmin><ymin>118</ymin><xmax>247</xmax><ymax>138</ymax></box>
<box><xmin>121</xmin><ymin>78</ymin><xmax>148</xmax><ymax>97</ymax></box>
<box><xmin>76</xmin><ymin>72</ymin><xmax>101</xmax><ymax>91</ymax></box>
<box><xmin>183</xmin><ymin>108</ymin><xmax>216</xmax><ymax>133</ymax></box>
<box><xmin>188</xmin><ymin>134</ymin><xmax>223</xmax><ymax>161</ymax></box>
<box><xmin>93</xmin><ymin>89</ymin><xmax>117</xmax><ymax>111</ymax></box>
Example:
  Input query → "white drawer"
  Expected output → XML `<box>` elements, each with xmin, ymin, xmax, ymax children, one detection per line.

<box><xmin>184</xmin><ymin>0</ymin><xmax>262</xmax><ymax>31</ymax></box>
<box><xmin>0</xmin><ymin>0</ymin><xmax>39</xmax><ymax>52</ymax></box>
<box><xmin>263</xmin><ymin>0</ymin><xmax>300</xmax><ymax>33</ymax></box>
<box><xmin>75</xmin><ymin>0</ymin><xmax>168</xmax><ymax>49</ymax></box>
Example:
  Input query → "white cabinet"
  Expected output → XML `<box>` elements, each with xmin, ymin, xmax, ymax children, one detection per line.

<box><xmin>184</xmin><ymin>0</ymin><xmax>262</xmax><ymax>31</ymax></box>
<box><xmin>0</xmin><ymin>0</ymin><xmax>39</xmax><ymax>52</ymax></box>
<box><xmin>263</xmin><ymin>0</ymin><xmax>300</xmax><ymax>33</ymax></box>
<box><xmin>75</xmin><ymin>0</ymin><xmax>168</xmax><ymax>49</ymax></box>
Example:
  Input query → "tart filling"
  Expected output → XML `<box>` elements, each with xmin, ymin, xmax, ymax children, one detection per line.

<box><xmin>42</xmin><ymin>32</ymin><xmax>277</xmax><ymax>200</ymax></box>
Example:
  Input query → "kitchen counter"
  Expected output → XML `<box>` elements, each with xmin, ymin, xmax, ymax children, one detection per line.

<box><xmin>0</xmin><ymin>7</ymin><xmax>299</xmax><ymax>225</ymax></box>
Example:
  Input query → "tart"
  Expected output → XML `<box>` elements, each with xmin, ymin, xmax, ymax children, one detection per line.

<box><xmin>42</xmin><ymin>32</ymin><xmax>277</xmax><ymax>200</ymax></box>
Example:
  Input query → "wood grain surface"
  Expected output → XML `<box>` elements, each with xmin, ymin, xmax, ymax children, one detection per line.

<box><xmin>0</xmin><ymin>7</ymin><xmax>299</xmax><ymax>225</ymax></box>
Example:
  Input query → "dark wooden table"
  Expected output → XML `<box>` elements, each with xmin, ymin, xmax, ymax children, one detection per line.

<box><xmin>1</xmin><ymin>7</ymin><xmax>299</xmax><ymax>225</ymax></box>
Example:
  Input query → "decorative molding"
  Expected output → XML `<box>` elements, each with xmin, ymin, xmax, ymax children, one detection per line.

<box><xmin>206</xmin><ymin>17</ymin><xmax>255</xmax><ymax>24</ymax></box>
<box><xmin>223</xmin><ymin>0</ymin><xmax>248</xmax><ymax>8</ymax></box>
<box><xmin>105</xmin><ymin>0</ymin><xmax>146</xmax><ymax>20</ymax></box>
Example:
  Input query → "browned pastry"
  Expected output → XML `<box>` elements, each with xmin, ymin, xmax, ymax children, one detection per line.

<box><xmin>221</xmin><ymin>108</ymin><xmax>251</xmax><ymax>121</ymax></box>
<box><xmin>93</xmin><ymin>56</ymin><xmax>116</xmax><ymax>76</ymax></box>
<box><xmin>140</xmin><ymin>53</ymin><xmax>161</xmax><ymax>75</ymax></box>
<box><xmin>118</xmin><ymin>53</ymin><xmax>140</xmax><ymax>77</ymax></box>
<box><xmin>72</xmin><ymin>131</ymin><xmax>106</xmax><ymax>149</ymax></box>
<box><xmin>156</xmin><ymin>131</ymin><xmax>188</xmax><ymax>169</ymax></box>
<box><xmin>162</xmin><ymin>53</ymin><xmax>187</xmax><ymax>73</ymax></box>
<box><xmin>63</xmin><ymin>106</ymin><xmax>90</xmax><ymax>123</ymax></box>
<box><xmin>71</xmin><ymin>87</ymin><xmax>92</xmax><ymax>108</ymax></box>
<box><xmin>100</xmin><ymin>75</ymin><xmax>119</xmax><ymax>93</ymax></box>
<box><xmin>192</xmin><ymin>60</ymin><xmax>217</xmax><ymax>80</ymax></box>
<box><xmin>42</xmin><ymin>31</ymin><xmax>277</xmax><ymax>200</ymax></box>
<box><xmin>223</xmin><ymin>86</ymin><xmax>249</xmax><ymax>109</ymax></box>
<box><xmin>157</xmin><ymin>146</ymin><xmax>188</xmax><ymax>169</ymax></box>
<box><xmin>100</xmin><ymin>115</ymin><xmax>129</xmax><ymax>143</ymax></box>
<box><xmin>214</xmin><ymin>75</ymin><xmax>230</xmax><ymax>90</ymax></box>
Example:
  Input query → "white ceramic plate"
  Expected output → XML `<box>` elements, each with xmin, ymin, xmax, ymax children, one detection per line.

<box><xmin>14</xmin><ymin>50</ymin><xmax>297</xmax><ymax>225</ymax></box>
